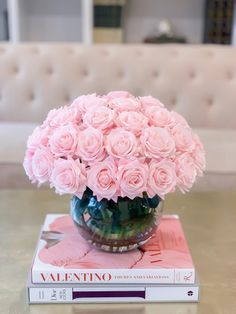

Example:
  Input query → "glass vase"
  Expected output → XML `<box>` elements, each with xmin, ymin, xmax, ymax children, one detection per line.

<box><xmin>70</xmin><ymin>188</ymin><xmax>164</xmax><ymax>253</ymax></box>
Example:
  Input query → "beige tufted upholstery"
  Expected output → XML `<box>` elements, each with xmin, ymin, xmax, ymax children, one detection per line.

<box><xmin>0</xmin><ymin>43</ymin><xmax>236</xmax><ymax>190</ymax></box>
<box><xmin>1</xmin><ymin>43</ymin><xmax>236</xmax><ymax>128</ymax></box>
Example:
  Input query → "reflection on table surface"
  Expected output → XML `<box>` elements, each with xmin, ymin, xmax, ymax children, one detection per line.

<box><xmin>1</xmin><ymin>189</ymin><xmax>236</xmax><ymax>314</ymax></box>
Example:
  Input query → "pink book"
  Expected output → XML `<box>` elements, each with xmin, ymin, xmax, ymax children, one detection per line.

<box><xmin>31</xmin><ymin>214</ymin><xmax>195</xmax><ymax>284</ymax></box>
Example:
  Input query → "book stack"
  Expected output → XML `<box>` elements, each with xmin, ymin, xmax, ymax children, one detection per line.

<box><xmin>204</xmin><ymin>0</ymin><xmax>234</xmax><ymax>44</ymax></box>
<box><xmin>27</xmin><ymin>214</ymin><xmax>199</xmax><ymax>303</ymax></box>
<box><xmin>93</xmin><ymin>0</ymin><xmax>126</xmax><ymax>43</ymax></box>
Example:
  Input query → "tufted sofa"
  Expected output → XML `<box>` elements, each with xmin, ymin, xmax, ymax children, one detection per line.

<box><xmin>0</xmin><ymin>43</ymin><xmax>235</xmax><ymax>190</ymax></box>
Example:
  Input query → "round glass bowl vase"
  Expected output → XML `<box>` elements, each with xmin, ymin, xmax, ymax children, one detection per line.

<box><xmin>70</xmin><ymin>189</ymin><xmax>164</xmax><ymax>253</ymax></box>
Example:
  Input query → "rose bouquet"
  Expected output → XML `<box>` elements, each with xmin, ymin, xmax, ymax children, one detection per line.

<box><xmin>23</xmin><ymin>91</ymin><xmax>205</xmax><ymax>252</ymax></box>
<box><xmin>24</xmin><ymin>90</ymin><xmax>205</xmax><ymax>201</ymax></box>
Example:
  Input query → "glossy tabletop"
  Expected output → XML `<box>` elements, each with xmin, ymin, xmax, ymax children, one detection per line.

<box><xmin>1</xmin><ymin>189</ymin><xmax>236</xmax><ymax>314</ymax></box>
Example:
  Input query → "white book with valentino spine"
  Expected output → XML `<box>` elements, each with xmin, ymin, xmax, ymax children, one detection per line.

<box><xmin>31</xmin><ymin>214</ymin><xmax>196</xmax><ymax>285</ymax></box>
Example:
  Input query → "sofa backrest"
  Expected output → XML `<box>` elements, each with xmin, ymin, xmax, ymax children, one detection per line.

<box><xmin>0</xmin><ymin>43</ymin><xmax>235</xmax><ymax>128</ymax></box>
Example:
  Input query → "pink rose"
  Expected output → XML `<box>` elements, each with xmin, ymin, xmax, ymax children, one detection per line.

<box><xmin>106</xmin><ymin>128</ymin><xmax>138</xmax><ymax>159</ymax></box>
<box><xmin>50</xmin><ymin>158</ymin><xmax>86</xmax><ymax>198</ymax></box>
<box><xmin>77</xmin><ymin>127</ymin><xmax>106</xmax><ymax>162</ymax></box>
<box><xmin>139</xmin><ymin>96</ymin><xmax>164</xmax><ymax>110</ymax></box>
<box><xmin>172</xmin><ymin>124</ymin><xmax>195</xmax><ymax>153</ymax></box>
<box><xmin>87</xmin><ymin>158</ymin><xmax>119</xmax><ymax>201</ymax></box>
<box><xmin>118</xmin><ymin>159</ymin><xmax>148</xmax><ymax>199</ymax></box>
<box><xmin>171</xmin><ymin>111</ymin><xmax>189</xmax><ymax>127</ymax></box>
<box><xmin>192</xmin><ymin>149</ymin><xmax>205</xmax><ymax>177</ymax></box>
<box><xmin>70</xmin><ymin>94</ymin><xmax>107</xmax><ymax>117</ymax></box>
<box><xmin>147</xmin><ymin>160</ymin><xmax>176</xmax><ymax>199</ymax></box>
<box><xmin>116</xmin><ymin>111</ymin><xmax>148</xmax><ymax>135</ymax></box>
<box><xmin>43</xmin><ymin>106</ymin><xmax>81</xmax><ymax>128</ymax></box>
<box><xmin>193</xmin><ymin>133</ymin><xmax>204</xmax><ymax>150</ymax></box>
<box><xmin>140</xmin><ymin>127</ymin><xmax>175</xmax><ymax>159</ymax></box>
<box><xmin>23</xmin><ymin>149</ymin><xmax>36</xmax><ymax>183</ymax></box>
<box><xmin>175</xmin><ymin>154</ymin><xmax>197</xmax><ymax>193</ymax></box>
<box><xmin>23</xmin><ymin>91</ymin><xmax>205</xmax><ymax>198</ymax></box>
<box><xmin>83</xmin><ymin>105</ymin><xmax>115</xmax><ymax>133</ymax></box>
<box><xmin>106</xmin><ymin>90</ymin><xmax>133</xmax><ymax>99</ymax></box>
<box><xmin>27</xmin><ymin>126</ymin><xmax>49</xmax><ymax>150</ymax></box>
<box><xmin>32</xmin><ymin>148</ymin><xmax>54</xmax><ymax>184</ymax></box>
<box><xmin>191</xmin><ymin>134</ymin><xmax>206</xmax><ymax>176</ymax></box>
<box><xmin>109</xmin><ymin>97</ymin><xmax>141</xmax><ymax>112</ymax></box>
<box><xmin>49</xmin><ymin>124</ymin><xmax>78</xmax><ymax>157</ymax></box>
<box><xmin>145</xmin><ymin>107</ymin><xmax>175</xmax><ymax>128</ymax></box>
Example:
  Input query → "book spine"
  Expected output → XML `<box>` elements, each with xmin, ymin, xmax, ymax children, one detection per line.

<box><xmin>28</xmin><ymin>285</ymin><xmax>199</xmax><ymax>303</ymax></box>
<box><xmin>32</xmin><ymin>268</ymin><xmax>195</xmax><ymax>284</ymax></box>
<box><xmin>93</xmin><ymin>28</ymin><xmax>122</xmax><ymax>43</ymax></box>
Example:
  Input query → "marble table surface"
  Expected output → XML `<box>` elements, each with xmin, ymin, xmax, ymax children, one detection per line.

<box><xmin>1</xmin><ymin>189</ymin><xmax>236</xmax><ymax>314</ymax></box>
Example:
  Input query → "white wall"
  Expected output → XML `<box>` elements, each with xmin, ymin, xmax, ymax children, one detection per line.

<box><xmin>124</xmin><ymin>0</ymin><xmax>205</xmax><ymax>44</ymax></box>
<box><xmin>24</xmin><ymin>0</ymin><xmax>83</xmax><ymax>42</ymax></box>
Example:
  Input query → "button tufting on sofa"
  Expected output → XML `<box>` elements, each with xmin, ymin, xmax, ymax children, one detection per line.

<box><xmin>66</xmin><ymin>47</ymin><xmax>75</xmax><ymax>54</ymax></box>
<box><xmin>170</xmin><ymin>96</ymin><xmax>177</xmax><ymax>107</ymax></box>
<box><xmin>153</xmin><ymin>70</ymin><xmax>159</xmax><ymax>78</ymax></box>
<box><xmin>206</xmin><ymin>97</ymin><xmax>214</xmax><ymax>107</ymax></box>
<box><xmin>81</xmin><ymin>69</ymin><xmax>89</xmax><ymax>77</ymax></box>
<box><xmin>0</xmin><ymin>47</ymin><xmax>5</xmax><ymax>54</ymax></box>
<box><xmin>205</xmin><ymin>50</ymin><xmax>214</xmax><ymax>58</ymax></box>
<box><xmin>189</xmin><ymin>70</ymin><xmax>196</xmax><ymax>79</ymax></box>
<box><xmin>12</xmin><ymin>64</ymin><xmax>19</xmax><ymax>75</ymax></box>
<box><xmin>117</xmin><ymin>70</ymin><xmax>125</xmax><ymax>79</ymax></box>
<box><xmin>170</xmin><ymin>49</ymin><xmax>179</xmax><ymax>57</ymax></box>
<box><xmin>28</xmin><ymin>91</ymin><xmax>35</xmax><ymax>102</ymax></box>
<box><xmin>101</xmin><ymin>49</ymin><xmax>109</xmax><ymax>56</ymax></box>
<box><xmin>135</xmin><ymin>49</ymin><xmax>142</xmax><ymax>56</ymax></box>
<box><xmin>226</xmin><ymin>71</ymin><xmax>234</xmax><ymax>80</ymax></box>
<box><xmin>31</xmin><ymin>47</ymin><xmax>39</xmax><ymax>54</ymax></box>
<box><xmin>64</xmin><ymin>94</ymin><xmax>71</xmax><ymax>103</ymax></box>
<box><xmin>46</xmin><ymin>66</ymin><xmax>54</xmax><ymax>75</ymax></box>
